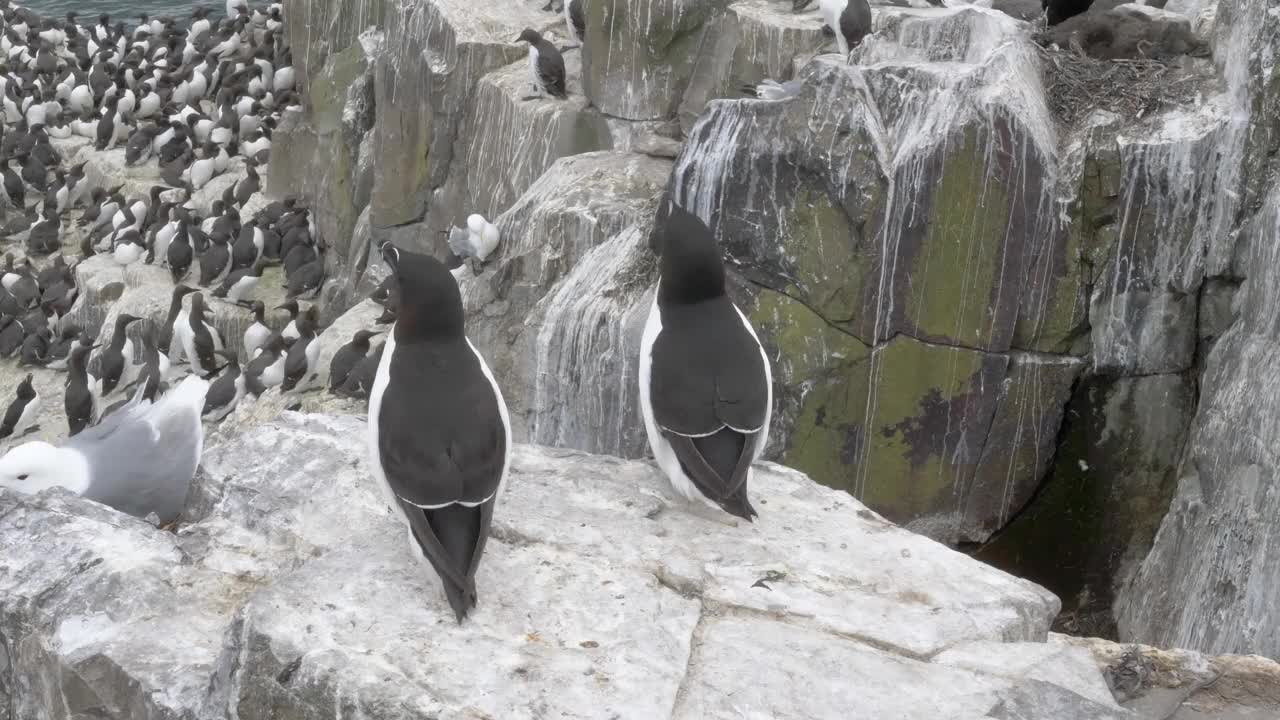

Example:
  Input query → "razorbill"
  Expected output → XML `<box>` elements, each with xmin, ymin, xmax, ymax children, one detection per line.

<box><xmin>638</xmin><ymin>203</ymin><xmax>772</xmax><ymax>521</ymax></box>
<box><xmin>0</xmin><ymin>375</ymin><xmax>209</xmax><ymax>524</ymax></box>
<box><xmin>515</xmin><ymin>28</ymin><xmax>568</xmax><ymax>100</ymax></box>
<box><xmin>0</xmin><ymin>373</ymin><xmax>40</xmax><ymax>439</ymax></box>
<box><xmin>368</xmin><ymin>242</ymin><xmax>511</xmax><ymax>622</ymax></box>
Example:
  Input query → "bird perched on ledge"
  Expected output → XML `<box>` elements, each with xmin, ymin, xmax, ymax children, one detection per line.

<box><xmin>515</xmin><ymin>28</ymin><xmax>568</xmax><ymax>100</ymax></box>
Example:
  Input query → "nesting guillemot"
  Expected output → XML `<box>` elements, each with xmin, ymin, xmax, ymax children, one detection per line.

<box><xmin>638</xmin><ymin>203</ymin><xmax>772</xmax><ymax>521</ymax></box>
<box><xmin>515</xmin><ymin>28</ymin><xmax>568</xmax><ymax>100</ymax></box>
<box><xmin>368</xmin><ymin>242</ymin><xmax>511</xmax><ymax>622</ymax></box>
<box><xmin>0</xmin><ymin>373</ymin><xmax>40</xmax><ymax>439</ymax></box>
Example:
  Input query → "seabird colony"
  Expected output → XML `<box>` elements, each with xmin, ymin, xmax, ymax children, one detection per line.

<box><xmin>0</xmin><ymin>0</ymin><xmax>328</xmax><ymax>522</ymax></box>
<box><xmin>0</xmin><ymin>0</ymin><xmax>930</xmax><ymax>625</ymax></box>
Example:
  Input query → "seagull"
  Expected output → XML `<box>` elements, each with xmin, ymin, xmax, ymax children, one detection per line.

<box><xmin>0</xmin><ymin>376</ymin><xmax>209</xmax><ymax>524</ymax></box>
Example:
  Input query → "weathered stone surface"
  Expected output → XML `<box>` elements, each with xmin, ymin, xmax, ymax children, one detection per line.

<box><xmin>582</xmin><ymin>0</ymin><xmax>732</xmax><ymax>121</ymax></box>
<box><xmin>1055</xmin><ymin>634</ymin><xmax>1280</xmax><ymax>719</ymax></box>
<box><xmin>676</xmin><ymin>0</ymin><xmax>828</xmax><ymax>133</ymax></box>
<box><xmin>283</xmin><ymin>0</ymin><xmax>386</xmax><ymax>90</ymax></box>
<box><xmin>371</xmin><ymin>0</ymin><xmax>557</xmax><ymax>226</ymax></box>
<box><xmin>2</xmin><ymin>412</ymin><xmax>1110</xmax><ymax>718</ymax></box>
<box><xmin>459</xmin><ymin>151</ymin><xmax>670</xmax><ymax>455</ymax></box>
<box><xmin>1114</xmin><ymin>0</ymin><xmax>1280</xmax><ymax>650</ymax></box>
<box><xmin>977</xmin><ymin>373</ymin><xmax>1195</xmax><ymax>638</ymax></box>
<box><xmin>427</xmin><ymin>50</ymin><xmax>612</xmax><ymax>231</ymax></box>
<box><xmin>267</xmin><ymin>32</ymin><xmax>377</xmax><ymax>305</ymax></box>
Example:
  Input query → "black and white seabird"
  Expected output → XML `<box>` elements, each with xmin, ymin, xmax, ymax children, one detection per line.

<box><xmin>242</xmin><ymin>300</ymin><xmax>272</xmax><ymax>357</ymax></box>
<box><xmin>98</xmin><ymin>313</ymin><xmax>141</xmax><ymax>396</ymax></box>
<box><xmin>368</xmin><ymin>242</ymin><xmax>511</xmax><ymax>623</ymax></box>
<box><xmin>182</xmin><ymin>292</ymin><xmax>220</xmax><ymax>375</ymax></box>
<box><xmin>277</xmin><ymin>299</ymin><xmax>301</xmax><ymax>341</ymax></box>
<box><xmin>213</xmin><ymin>259</ymin><xmax>266</xmax><ymax>304</ymax></box>
<box><xmin>243</xmin><ymin>333</ymin><xmax>286</xmax><ymax>396</ymax></box>
<box><xmin>65</xmin><ymin>342</ymin><xmax>100</xmax><ymax>436</ymax></box>
<box><xmin>338</xmin><ymin>341</ymin><xmax>383</xmax><ymax>400</ymax></box>
<box><xmin>329</xmin><ymin>329</ymin><xmax>377</xmax><ymax>393</ymax></box>
<box><xmin>816</xmin><ymin>0</ymin><xmax>872</xmax><ymax>60</ymax></box>
<box><xmin>159</xmin><ymin>285</ymin><xmax>199</xmax><ymax>357</ymax></box>
<box><xmin>280</xmin><ymin>304</ymin><xmax>319</xmax><ymax>391</ymax></box>
<box><xmin>638</xmin><ymin>203</ymin><xmax>773</xmax><ymax>521</ymax></box>
<box><xmin>202</xmin><ymin>350</ymin><xmax>244</xmax><ymax>421</ymax></box>
<box><xmin>515</xmin><ymin>28</ymin><xmax>568</xmax><ymax>100</ymax></box>
<box><xmin>0</xmin><ymin>373</ymin><xmax>40</xmax><ymax>439</ymax></box>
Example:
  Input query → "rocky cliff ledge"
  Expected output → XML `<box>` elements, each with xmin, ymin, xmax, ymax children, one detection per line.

<box><xmin>1</xmin><ymin>412</ymin><xmax>1137</xmax><ymax>719</ymax></box>
<box><xmin>271</xmin><ymin>0</ymin><xmax>1280</xmax><ymax>657</ymax></box>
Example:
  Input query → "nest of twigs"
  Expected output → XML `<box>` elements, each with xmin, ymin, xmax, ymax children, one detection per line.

<box><xmin>1036</xmin><ymin>43</ymin><xmax>1215</xmax><ymax>127</ymax></box>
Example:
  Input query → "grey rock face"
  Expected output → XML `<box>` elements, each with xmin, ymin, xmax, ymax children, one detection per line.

<box><xmin>1112</xmin><ymin>0</ymin><xmax>1280</xmax><ymax>657</ymax></box>
<box><xmin>370</xmin><ymin>0</ymin><xmax>558</xmax><ymax>227</ymax></box>
<box><xmin>459</xmin><ymin>151</ymin><xmax>670</xmax><ymax>456</ymax></box>
<box><xmin>3</xmin><ymin>411</ymin><xmax>1130</xmax><ymax>718</ymax></box>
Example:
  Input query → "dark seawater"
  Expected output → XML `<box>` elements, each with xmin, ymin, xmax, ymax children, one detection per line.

<box><xmin>17</xmin><ymin>0</ymin><xmax>197</xmax><ymax>20</ymax></box>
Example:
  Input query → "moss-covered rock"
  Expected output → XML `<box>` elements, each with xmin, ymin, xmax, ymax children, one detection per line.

<box><xmin>582</xmin><ymin>0</ymin><xmax>733</xmax><ymax>120</ymax></box>
<box><xmin>976</xmin><ymin>373</ymin><xmax>1194</xmax><ymax>638</ymax></box>
<box><xmin>676</xmin><ymin>1</ymin><xmax>828</xmax><ymax>133</ymax></box>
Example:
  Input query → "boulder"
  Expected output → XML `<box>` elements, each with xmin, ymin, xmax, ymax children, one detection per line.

<box><xmin>676</xmin><ymin>0</ymin><xmax>829</xmax><ymax>132</ymax></box>
<box><xmin>976</xmin><ymin>373</ymin><xmax>1195</xmax><ymax>638</ymax></box>
<box><xmin>581</xmin><ymin>0</ymin><xmax>732</xmax><ymax>120</ymax></box>
<box><xmin>459</xmin><ymin>151</ymin><xmax>671</xmax><ymax>454</ymax></box>
<box><xmin>1</xmin><ymin>410</ymin><xmax>1131</xmax><ymax>718</ymax></box>
<box><xmin>427</xmin><ymin>49</ymin><xmax>612</xmax><ymax>232</ymax></box>
<box><xmin>370</xmin><ymin>0</ymin><xmax>558</xmax><ymax>227</ymax></box>
<box><xmin>658</xmin><ymin>30</ymin><xmax>1078</xmax><ymax>541</ymax></box>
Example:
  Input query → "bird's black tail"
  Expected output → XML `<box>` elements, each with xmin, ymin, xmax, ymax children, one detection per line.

<box><xmin>423</xmin><ymin>504</ymin><xmax>483</xmax><ymax>623</ymax></box>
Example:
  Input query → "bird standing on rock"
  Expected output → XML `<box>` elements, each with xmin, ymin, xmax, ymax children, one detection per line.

<box><xmin>368</xmin><ymin>243</ymin><xmax>511</xmax><ymax>623</ymax></box>
<box><xmin>638</xmin><ymin>203</ymin><xmax>772</xmax><ymax>522</ymax></box>
<box><xmin>0</xmin><ymin>376</ymin><xmax>209</xmax><ymax>525</ymax></box>
<box><xmin>0</xmin><ymin>373</ymin><xmax>40</xmax><ymax>439</ymax></box>
<box><xmin>329</xmin><ymin>329</ymin><xmax>377</xmax><ymax>393</ymax></box>
<box><xmin>515</xmin><ymin>28</ymin><xmax>568</xmax><ymax>101</ymax></box>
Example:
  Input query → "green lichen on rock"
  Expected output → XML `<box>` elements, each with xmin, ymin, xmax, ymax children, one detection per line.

<box><xmin>1013</xmin><ymin>123</ymin><xmax>1121</xmax><ymax>353</ymax></box>
<box><xmin>309</xmin><ymin>44</ymin><xmax>369</xmax><ymax>134</ymax></box>
<box><xmin>903</xmin><ymin>124</ymin><xmax>1010</xmax><ymax>350</ymax></box>
<box><xmin>749</xmin><ymin>287</ymin><xmax>871</xmax><ymax>488</ymax></box>
<box><xmin>857</xmin><ymin>338</ymin><xmax>1006</xmax><ymax>524</ymax></box>
<box><xmin>782</xmin><ymin>184</ymin><xmax>872</xmax><ymax>328</ymax></box>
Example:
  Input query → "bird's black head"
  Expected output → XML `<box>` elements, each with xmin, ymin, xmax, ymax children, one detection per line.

<box><xmin>655</xmin><ymin>201</ymin><xmax>727</xmax><ymax>306</ymax></box>
<box><xmin>275</xmin><ymin>299</ymin><xmax>299</xmax><ymax>316</ymax></box>
<box><xmin>381</xmin><ymin>241</ymin><xmax>464</xmax><ymax>342</ymax></box>
<box><xmin>515</xmin><ymin>28</ymin><xmax>542</xmax><ymax>44</ymax></box>
<box><xmin>352</xmin><ymin>329</ymin><xmax>377</xmax><ymax>346</ymax></box>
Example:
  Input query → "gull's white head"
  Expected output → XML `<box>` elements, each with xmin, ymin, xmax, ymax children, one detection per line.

<box><xmin>0</xmin><ymin>441</ymin><xmax>87</xmax><ymax>496</ymax></box>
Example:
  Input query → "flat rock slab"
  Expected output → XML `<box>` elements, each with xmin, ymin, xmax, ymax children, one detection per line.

<box><xmin>0</xmin><ymin>412</ymin><xmax>1120</xmax><ymax>717</ymax></box>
